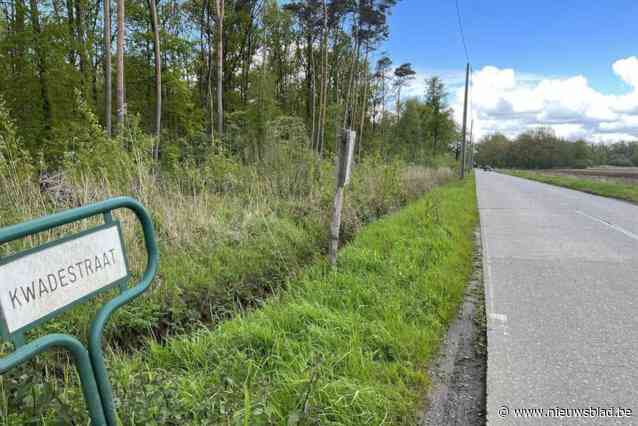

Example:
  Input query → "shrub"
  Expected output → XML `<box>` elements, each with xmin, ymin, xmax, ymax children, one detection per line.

<box><xmin>0</xmin><ymin>117</ymin><xmax>457</xmax><ymax>422</ymax></box>
<box><xmin>608</xmin><ymin>156</ymin><xmax>633</xmax><ymax>167</ymax></box>
<box><xmin>571</xmin><ymin>159</ymin><xmax>591</xmax><ymax>169</ymax></box>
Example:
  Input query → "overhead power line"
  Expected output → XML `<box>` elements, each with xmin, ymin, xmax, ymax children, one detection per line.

<box><xmin>455</xmin><ymin>0</ymin><xmax>470</xmax><ymax>64</ymax></box>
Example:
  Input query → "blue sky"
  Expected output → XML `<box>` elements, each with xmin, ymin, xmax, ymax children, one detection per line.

<box><xmin>383</xmin><ymin>0</ymin><xmax>638</xmax><ymax>94</ymax></box>
<box><xmin>379</xmin><ymin>1</ymin><xmax>638</xmax><ymax>141</ymax></box>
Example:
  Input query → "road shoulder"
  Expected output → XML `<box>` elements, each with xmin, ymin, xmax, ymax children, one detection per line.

<box><xmin>419</xmin><ymin>228</ymin><xmax>487</xmax><ymax>425</ymax></box>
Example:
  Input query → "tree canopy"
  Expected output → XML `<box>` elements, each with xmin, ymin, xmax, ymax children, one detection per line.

<box><xmin>475</xmin><ymin>129</ymin><xmax>638</xmax><ymax>169</ymax></box>
<box><xmin>0</xmin><ymin>0</ymin><xmax>459</xmax><ymax>170</ymax></box>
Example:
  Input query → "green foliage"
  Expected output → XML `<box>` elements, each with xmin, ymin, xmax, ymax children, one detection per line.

<box><xmin>571</xmin><ymin>159</ymin><xmax>592</xmax><ymax>169</ymax></box>
<box><xmin>0</xmin><ymin>96</ymin><xmax>34</xmax><ymax>180</ymax></box>
<box><xmin>101</xmin><ymin>178</ymin><xmax>477</xmax><ymax>425</ymax></box>
<box><xmin>0</xmin><ymin>2</ymin><xmax>470</xmax><ymax>422</ymax></box>
<box><xmin>53</xmin><ymin>91</ymin><xmax>145</xmax><ymax>182</ymax></box>
<box><xmin>476</xmin><ymin>129</ymin><xmax>638</xmax><ymax>170</ymax></box>
<box><xmin>424</xmin><ymin>76</ymin><xmax>457</xmax><ymax>154</ymax></box>
<box><xmin>608</xmin><ymin>156</ymin><xmax>633</xmax><ymax>167</ymax></box>
<box><xmin>474</xmin><ymin>133</ymin><xmax>510</xmax><ymax>168</ymax></box>
<box><xmin>345</xmin><ymin>154</ymin><xmax>406</xmax><ymax>233</ymax></box>
<box><xmin>0</xmin><ymin>96</ymin><xmax>36</xmax><ymax>227</ymax></box>
<box><xmin>0</xmin><ymin>121</ymin><xmax>458</xmax><ymax>421</ymax></box>
<box><xmin>392</xmin><ymin>96</ymin><xmax>458</xmax><ymax>163</ymax></box>
<box><xmin>0</xmin><ymin>0</ymin><xmax>445</xmax><ymax>168</ymax></box>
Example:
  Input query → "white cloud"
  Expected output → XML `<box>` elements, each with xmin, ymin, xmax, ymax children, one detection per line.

<box><xmin>401</xmin><ymin>68</ymin><xmax>466</xmax><ymax>99</ymax></box>
<box><xmin>613</xmin><ymin>57</ymin><xmax>638</xmax><ymax>88</ymax></box>
<box><xmin>434</xmin><ymin>57</ymin><xmax>638</xmax><ymax>143</ymax></box>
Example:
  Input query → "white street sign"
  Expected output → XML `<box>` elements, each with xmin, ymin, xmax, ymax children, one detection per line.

<box><xmin>0</xmin><ymin>225</ymin><xmax>128</xmax><ymax>334</ymax></box>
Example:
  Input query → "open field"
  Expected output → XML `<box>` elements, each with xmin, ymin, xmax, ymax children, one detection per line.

<box><xmin>506</xmin><ymin>169</ymin><xmax>638</xmax><ymax>204</ymax></box>
<box><xmin>541</xmin><ymin>167</ymin><xmax>638</xmax><ymax>184</ymax></box>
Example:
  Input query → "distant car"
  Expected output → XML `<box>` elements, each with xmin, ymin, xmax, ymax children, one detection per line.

<box><xmin>481</xmin><ymin>165</ymin><xmax>493</xmax><ymax>171</ymax></box>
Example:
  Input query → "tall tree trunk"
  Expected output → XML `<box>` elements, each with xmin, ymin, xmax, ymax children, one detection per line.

<box><xmin>198</xmin><ymin>0</ymin><xmax>207</xmax><ymax>106</ymax></box>
<box><xmin>357</xmin><ymin>49</ymin><xmax>369</xmax><ymax>158</ymax></box>
<box><xmin>10</xmin><ymin>0</ymin><xmax>27</xmax><ymax>122</ymax></box>
<box><xmin>258</xmin><ymin>47</ymin><xmax>268</xmax><ymax>162</ymax></box>
<box><xmin>208</xmin><ymin>75</ymin><xmax>215</xmax><ymax>143</ymax></box>
<box><xmin>317</xmin><ymin>0</ymin><xmax>329</xmax><ymax>156</ymax></box>
<box><xmin>309</xmin><ymin>41</ymin><xmax>317</xmax><ymax>150</ymax></box>
<box><xmin>29</xmin><ymin>0</ymin><xmax>52</xmax><ymax>133</ymax></box>
<box><xmin>116</xmin><ymin>0</ymin><xmax>125</xmax><ymax>132</ymax></box>
<box><xmin>205</xmin><ymin>0</ymin><xmax>214</xmax><ymax>144</ymax></box>
<box><xmin>104</xmin><ymin>0</ymin><xmax>112</xmax><ymax>136</ymax></box>
<box><xmin>148</xmin><ymin>0</ymin><xmax>161</xmax><ymax>159</ymax></box>
<box><xmin>66</xmin><ymin>0</ymin><xmax>77</xmax><ymax>65</ymax></box>
<box><xmin>342</xmin><ymin>24</ymin><xmax>360</xmax><ymax>129</ymax></box>
<box><xmin>396</xmin><ymin>87</ymin><xmax>401</xmax><ymax>120</ymax></box>
<box><xmin>13</xmin><ymin>0</ymin><xmax>25</xmax><ymax>74</ymax></box>
<box><xmin>305</xmin><ymin>32</ymin><xmax>314</xmax><ymax>146</ymax></box>
<box><xmin>75</xmin><ymin>0</ymin><xmax>90</xmax><ymax>96</ymax></box>
<box><xmin>214</xmin><ymin>0</ymin><xmax>224</xmax><ymax>139</ymax></box>
<box><xmin>350</xmin><ymin>44</ymin><xmax>365</xmax><ymax>136</ymax></box>
<box><xmin>381</xmin><ymin>72</ymin><xmax>385</xmax><ymax>133</ymax></box>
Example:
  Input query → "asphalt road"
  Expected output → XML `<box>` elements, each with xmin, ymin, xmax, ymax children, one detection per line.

<box><xmin>476</xmin><ymin>171</ymin><xmax>638</xmax><ymax>425</ymax></box>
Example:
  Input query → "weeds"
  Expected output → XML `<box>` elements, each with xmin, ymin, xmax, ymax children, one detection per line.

<box><xmin>103</xmin><ymin>177</ymin><xmax>478</xmax><ymax>425</ymax></box>
<box><xmin>4</xmin><ymin>177</ymin><xmax>474</xmax><ymax>425</ymax></box>
<box><xmin>0</xmin><ymin>115</ymin><xmax>457</xmax><ymax>422</ymax></box>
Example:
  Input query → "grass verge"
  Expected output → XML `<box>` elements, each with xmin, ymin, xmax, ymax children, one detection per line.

<box><xmin>507</xmin><ymin>170</ymin><xmax>638</xmax><ymax>204</ymax></box>
<box><xmin>1</xmin><ymin>177</ymin><xmax>475</xmax><ymax>424</ymax></box>
<box><xmin>102</xmin><ymin>177</ymin><xmax>479</xmax><ymax>425</ymax></box>
<box><xmin>1</xmin><ymin>160</ymin><xmax>456</xmax><ymax>423</ymax></box>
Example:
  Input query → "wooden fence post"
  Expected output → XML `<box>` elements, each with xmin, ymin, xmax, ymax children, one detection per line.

<box><xmin>329</xmin><ymin>129</ymin><xmax>356</xmax><ymax>266</ymax></box>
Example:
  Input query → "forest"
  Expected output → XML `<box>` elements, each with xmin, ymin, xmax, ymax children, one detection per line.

<box><xmin>0</xmin><ymin>0</ymin><xmax>459</xmax><ymax>169</ymax></box>
<box><xmin>0</xmin><ymin>1</ymin><xmax>468</xmax><ymax>422</ymax></box>
<box><xmin>475</xmin><ymin>128</ymin><xmax>638</xmax><ymax>170</ymax></box>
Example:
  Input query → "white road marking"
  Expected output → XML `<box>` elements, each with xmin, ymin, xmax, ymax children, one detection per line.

<box><xmin>576</xmin><ymin>210</ymin><xmax>638</xmax><ymax>242</ymax></box>
<box><xmin>478</xmin><ymin>175</ymin><xmax>509</xmax><ymax>338</ymax></box>
<box><xmin>489</xmin><ymin>313</ymin><xmax>507</xmax><ymax>322</ymax></box>
<box><xmin>479</xmin><ymin>211</ymin><xmax>496</xmax><ymax>318</ymax></box>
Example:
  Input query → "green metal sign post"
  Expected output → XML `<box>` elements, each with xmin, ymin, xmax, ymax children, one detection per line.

<box><xmin>0</xmin><ymin>197</ymin><xmax>159</xmax><ymax>425</ymax></box>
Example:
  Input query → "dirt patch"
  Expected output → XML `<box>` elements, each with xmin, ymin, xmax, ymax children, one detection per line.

<box><xmin>418</xmin><ymin>228</ymin><xmax>487</xmax><ymax>425</ymax></box>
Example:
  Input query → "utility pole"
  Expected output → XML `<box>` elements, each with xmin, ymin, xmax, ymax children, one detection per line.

<box><xmin>459</xmin><ymin>62</ymin><xmax>470</xmax><ymax>179</ymax></box>
<box><xmin>467</xmin><ymin>118</ymin><xmax>474</xmax><ymax>172</ymax></box>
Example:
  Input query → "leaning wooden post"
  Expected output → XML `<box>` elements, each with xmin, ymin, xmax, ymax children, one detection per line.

<box><xmin>329</xmin><ymin>129</ymin><xmax>356</xmax><ymax>266</ymax></box>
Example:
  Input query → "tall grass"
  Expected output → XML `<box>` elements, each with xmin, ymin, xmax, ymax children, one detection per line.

<box><xmin>110</xmin><ymin>177</ymin><xmax>478</xmax><ymax>425</ymax></box>
<box><xmin>2</xmin><ymin>177</ymin><xmax>477</xmax><ymax>424</ymax></box>
<box><xmin>1</xmin><ymin>106</ymin><xmax>458</xmax><ymax>422</ymax></box>
<box><xmin>1</xmin><ymin>147</ymin><xmax>455</xmax><ymax>345</ymax></box>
